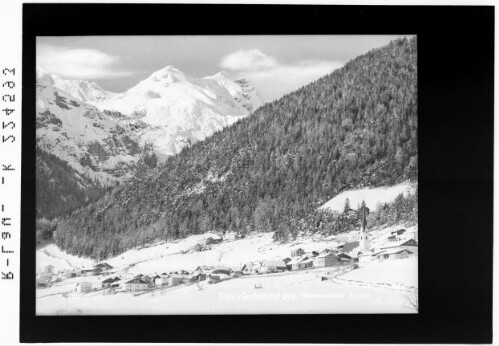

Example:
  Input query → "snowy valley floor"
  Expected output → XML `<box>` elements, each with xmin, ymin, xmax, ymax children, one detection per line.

<box><xmin>36</xmin><ymin>222</ymin><xmax>418</xmax><ymax>315</ymax></box>
<box><xmin>36</xmin><ymin>258</ymin><xmax>418</xmax><ymax>315</ymax></box>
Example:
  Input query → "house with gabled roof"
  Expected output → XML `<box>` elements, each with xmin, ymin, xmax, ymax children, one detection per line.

<box><xmin>231</xmin><ymin>265</ymin><xmax>247</xmax><ymax>276</ymax></box>
<box><xmin>260</xmin><ymin>260</ymin><xmax>287</xmax><ymax>273</ymax></box>
<box><xmin>168</xmin><ymin>275</ymin><xmax>186</xmax><ymax>286</ymax></box>
<box><xmin>313</xmin><ymin>253</ymin><xmax>342</xmax><ymax>268</ymax></box>
<box><xmin>391</xmin><ymin>229</ymin><xmax>406</xmax><ymax>236</ymax></box>
<box><xmin>125</xmin><ymin>278</ymin><xmax>149</xmax><ymax>292</ymax></box>
<box><xmin>81</xmin><ymin>267</ymin><xmax>102</xmax><ymax>277</ymax></box>
<box><xmin>102</xmin><ymin>276</ymin><xmax>121</xmax><ymax>288</ymax></box>
<box><xmin>212</xmin><ymin>266</ymin><xmax>231</xmax><ymax>276</ymax></box>
<box><xmin>376</xmin><ymin>247</ymin><xmax>414</xmax><ymax>260</ymax></box>
<box><xmin>289</xmin><ymin>256</ymin><xmax>313</xmax><ymax>270</ymax></box>
<box><xmin>380</xmin><ymin>238</ymin><xmax>418</xmax><ymax>254</ymax></box>
<box><xmin>336</xmin><ymin>252</ymin><xmax>354</xmax><ymax>265</ymax></box>
<box><xmin>94</xmin><ymin>263</ymin><xmax>113</xmax><ymax>271</ymax></box>
<box><xmin>194</xmin><ymin>265</ymin><xmax>214</xmax><ymax>274</ymax></box>
<box><xmin>155</xmin><ymin>275</ymin><xmax>169</xmax><ymax>286</ymax></box>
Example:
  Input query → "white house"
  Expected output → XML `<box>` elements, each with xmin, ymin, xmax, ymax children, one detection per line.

<box><xmin>358</xmin><ymin>250</ymin><xmax>375</xmax><ymax>265</ymax></box>
<box><xmin>155</xmin><ymin>275</ymin><xmax>169</xmax><ymax>286</ymax></box>
<box><xmin>76</xmin><ymin>282</ymin><xmax>93</xmax><ymax>294</ymax></box>
<box><xmin>41</xmin><ymin>265</ymin><xmax>55</xmax><ymax>276</ymax></box>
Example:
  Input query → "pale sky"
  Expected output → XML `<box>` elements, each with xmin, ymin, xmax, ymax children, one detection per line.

<box><xmin>37</xmin><ymin>35</ymin><xmax>410</xmax><ymax>101</ymax></box>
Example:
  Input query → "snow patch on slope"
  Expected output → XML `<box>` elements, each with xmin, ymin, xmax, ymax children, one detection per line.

<box><xmin>319</xmin><ymin>181</ymin><xmax>417</xmax><ymax>212</ymax></box>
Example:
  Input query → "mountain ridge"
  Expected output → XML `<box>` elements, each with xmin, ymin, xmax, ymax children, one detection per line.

<box><xmin>54</xmin><ymin>37</ymin><xmax>417</xmax><ymax>259</ymax></box>
<box><xmin>36</xmin><ymin>65</ymin><xmax>265</xmax><ymax>219</ymax></box>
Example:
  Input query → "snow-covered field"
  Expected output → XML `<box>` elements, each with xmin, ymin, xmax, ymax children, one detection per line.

<box><xmin>37</xmin><ymin>266</ymin><xmax>416</xmax><ymax>315</ymax></box>
<box><xmin>319</xmin><ymin>181</ymin><xmax>416</xmax><ymax>212</ymax></box>
<box><xmin>339</xmin><ymin>257</ymin><xmax>418</xmax><ymax>289</ymax></box>
<box><xmin>36</xmin><ymin>181</ymin><xmax>418</xmax><ymax>315</ymax></box>
<box><xmin>36</xmin><ymin>224</ymin><xmax>418</xmax><ymax>315</ymax></box>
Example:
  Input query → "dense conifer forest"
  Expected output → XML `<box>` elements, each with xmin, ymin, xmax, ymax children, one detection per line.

<box><xmin>36</xmin><ymin>148</ymin><xmax>107</xmax><ymax>220</ymax></box>
<box><xmin>54</xmin><ymin>37</ymin><xmax>417</xmax><ymax>259</ymax></box>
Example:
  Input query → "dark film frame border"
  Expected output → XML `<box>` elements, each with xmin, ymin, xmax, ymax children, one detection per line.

<box><xmin>21</xmin><ymin>4</ymin><xmax>493</xmax><ymax>343</ymax></box>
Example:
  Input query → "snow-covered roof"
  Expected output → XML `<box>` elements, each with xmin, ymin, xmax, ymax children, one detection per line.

<box><xmin>380</xmin><ymin>238</ymin><xmax>418</xmax><ymax>249</ymax></box>
<box><xmin>317</xmin><ymin>252</ymin><xmax>335</xmax><ymax>258</ymax></box>
<box><xmin>377</xmin><ymin>247</ymin><xmax>414</xmax><ymax>255</ymax></box>
<box><xmin>126</xmin><ymin>278</ymin><xmax>148</xmax><ymax>284</ymax></box>
<box><xmin>213</xmin><ymin>265</ymin><xmax>231</xmax><ymax>272</ymax></box>
<box><xmin>339</xmin><ymin>241</ymin><xmax>359</xmax><ymax>253</ymax></box>
<box><xmin>231</xmin><ymin>265</ymin><xmax>246</xmax><ymax>272</ymax></box>
<box><xmin>264</xmin><ymin>260</ymin><xmax>287</xmax><ymax>267</ymax></box>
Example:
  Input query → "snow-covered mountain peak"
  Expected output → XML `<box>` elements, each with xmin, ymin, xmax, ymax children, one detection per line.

<box><xmin>38</xmin><ymin>64</ymin><xmax>264</xmax><ymax>159</ymax></box>
<box><xmin>36</xmin><ymin>65</ymin><xmax>115</xmax><ymax>103</ymax></box>
<box><xmin>205</xmin><ymin>70</ymin><xmax>233</xmax><ymax>81</ymax></box>
<box><xmin>36</xmin><ymin>66</ymin><xmax>56</xmax><ymax>86</ymax></box>
<box><xmin>149</xmin><ymin>65</ymin><xmax>188</xmax><ymax>83</ymax></box>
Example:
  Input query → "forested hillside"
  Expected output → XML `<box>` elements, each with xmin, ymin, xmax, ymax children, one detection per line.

<box><xmin>36</xmin><ymin>148</ymin><xmax>108</xmax><ymax>219</ymax></box>
<box><xmin>55</xmin><ymin>37</ymin><xmax>417</xmax><ymax>259</ymax></box>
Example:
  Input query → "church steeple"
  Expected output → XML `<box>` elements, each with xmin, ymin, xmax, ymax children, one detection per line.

<box><xmin>358</xmin><ymin>200</ymin><xmax>370</xmax><ymax>251</ymax></box>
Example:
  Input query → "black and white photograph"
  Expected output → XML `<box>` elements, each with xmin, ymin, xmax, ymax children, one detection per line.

<box><xmin>34</xmin><ymin>34</ymin><xmax>418</xmax><ymax>315</ymax></box>
<box><xmin>3</xmin><ymin>2</ymin><xmax>491</xmax><ymax>344</ymax></box>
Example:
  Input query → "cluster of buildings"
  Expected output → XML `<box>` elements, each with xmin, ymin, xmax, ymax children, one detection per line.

<box><xmin>190</xmin><ymin>232</ymin><xmax>245</xmax><ymax>252</ymax></box>
<box><xmin>37</xmin><ymin>262</ymin><xmax>114</xmax><ymax>288</ymax></box>
<box><xmin>352</xmin><ymin>208</ymin><xmax>418</xmax><ymax>265</ymax></box>
<box><xmin>38</xmin><ymin>220</ymin><xmax>418</xmax><ymax>295</ymax></box>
